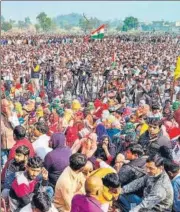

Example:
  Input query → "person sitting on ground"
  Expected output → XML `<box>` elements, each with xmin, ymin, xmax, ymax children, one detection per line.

<box><xmin>32</xmin><ymin>192</ymin><xmax>58</xmax><ymax>212</ymax></box>
<box><xmin>147</xmin><ymin>104</ymin><xmax>162</xmax><ymax>120</ymax></box>
<box><xmin>113</xmin><ymin>154</ymin><xmax>127</xmax><ymax>173</ymax></box>
<box><xmin>90</xmin><ymin>168</ymin><xmax>121</xmax><ymax>212</ymax></box>
<box><xmin>118</xmin><ymin>143</ymin><xmax>146</xmax><ymax>187</ymax></box>
<box><xmin>32</xmin><ymin>121</ymin><xmax>51</xmax><ymax>160</ymax></box>
<box><xmin>95</xmin><ymin>124</ymin><xmax>108</xmax><ymax>142</ymax></box>
<box><xmin>84</xmin><ymin>102</ymin><xmax>96</xmax><ymax>131</ymax></box>
<box><xmin>1</xmin><ymin>125</ymin><xmax>35</xmax><ymax>185</ymax></box>
<box><xmin>158</xmin><ymin>145</ymin><xmax>173</xmax><ymax>162</ymax></box>
<box><xmin>113</xmin><ymin>133</ymin><xmax>136</xmax><ymax>154</ymax></box>
<box><xmin>95</xmin><ymin>135</ymin><xmax>117</xmax><ymax>166</ymax></box>
<box><xmin>44</xmin><ymin>133</ymin><xmax>72</xmax><ymax>189</ymax></box>
<box><xmin>136</xmin><ymin>115</ymin><xmax>149</xmax><ymax>136</ymax></box>
<box><xmin>9</xmin><ymin>125</ymin><xmax>35</xmax><ymax>161</ymax></box>
<box><xmin>71</xmin><ymin>176</ymin><xmax>103</xmax><ymax>212</ymax></box>
<box><xmin>164</xmin><ymin>160</ymin><xmax>180</xmax><ymax>212</ymax></box>
<box><xmin>81</xmin><ymin>160</ymin><xmax>94</xmax><ymax>178</ymax></box>
<box><xmin>53</xmin><ymin>153</ymin><xmax>88</xmax><ymax>212</ymax></box>
<box><xmin>118</xmin><ymin>154</ymin><xmax>173</xmax><ymax>212</ymax></box>
<box><xmin>138</xmin><ymin>118</ymin><xmax>171</xmax><ymax>156</ymax></box>
<box><xmin>172</xmin><ymin>136</ymin><xmax>180</xmax><ymax>164</ymax></box>
<box><xmin>9</xmin><ymin>156</ymin><xmax>51</xmax><ymax>212</ymax></box>
<box><xmin>2</xmin><ymin>145</ymin><xmax>30</xmax><ymax>200</ymax></box>
<box><xmin>71</xmin><ymin>133</ymin><xmax>97</xmax><ymax>158</ymax></box>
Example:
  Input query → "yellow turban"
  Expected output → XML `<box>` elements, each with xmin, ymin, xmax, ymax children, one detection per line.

<box><xmin>15</xmin><ymin>102</ymin><xmax>23</xmax><ymax>116</ymax></box>
<box><xmin>36</xmin><ymin>106</ymin><xmax>44</xmax><ymax>118</ymax></box>
<box><xmin>64</xmin><ymin>109</ymin><xmax>73</xmax><ymax>123</ymax></box>
<box><xmin>72</xmin><ymin>99</ymin><xmax>81</xmax><ymax>111</ymax></box>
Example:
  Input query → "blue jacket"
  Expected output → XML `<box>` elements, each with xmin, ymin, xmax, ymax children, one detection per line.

<box><xmin>4</xmin><ymin>159</ymin><xmax>26</xmax><ymax>189</ymax></box>
<box><xmin>172</xmin><ymin>174</ymin><xmax>180</xmax><ymax>212</ymax></box>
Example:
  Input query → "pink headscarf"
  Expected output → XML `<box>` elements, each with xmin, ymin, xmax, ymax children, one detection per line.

<box><xmin>81</xmin><ymin>133</ymin><xmax>97</xmax><ymax>158</ymax></box>
<box><xmin>71</xmin><ymin>133</ymin><xmax>97</xmax><ymax>158</ymax></box>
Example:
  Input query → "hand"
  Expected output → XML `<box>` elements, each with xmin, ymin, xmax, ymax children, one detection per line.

<box><xmin>109</xmin><ymin>187</ymin><xmax>122</xmax><ymax>195</ymax></box>
<box><xmin>96</xmin><ymin>158</ymin><xmax>103</xmax><ymax>163</ymax></box>
<box><xmin>41</xmin><ymin>167</ymin><xmax>48</xmax><ymax>180</ymax></box>
<box><xmin>117</xmin><ymin>187</ymin><xmax>122</xmax><ymax>195</ymax></box>
<box><xmin>108</xmin><ymin>205</ymin><xmax>120</xmax><ymax>212</ymax></box>
<box><xmin>102</xmin><ymin>143</ymin><xmax>108</xmax><ymax>150</ymax></box>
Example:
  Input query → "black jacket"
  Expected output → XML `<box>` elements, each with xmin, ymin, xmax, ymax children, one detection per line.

<box><xmin>123</xmin><ymin>171</ymin><xmax>173</xmax><ymax>211</ymax></box>
<box><xmin>118</xmin><ymin>157</ymin><xmax>146</xmax><ymax>187</ymax></box>
<box><xmin>138</xmin><ymin>131</ymin><xmax>172</xmax><ymax>156</ymax></box>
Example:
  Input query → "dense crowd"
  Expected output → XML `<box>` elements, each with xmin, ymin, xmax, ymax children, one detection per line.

<box><xmin>1</xmin><ymin>33</ymin><xmax>180</xmax><ymax>212</ymax></box>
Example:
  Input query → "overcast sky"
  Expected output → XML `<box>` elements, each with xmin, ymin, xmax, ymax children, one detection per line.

<box><xmin>2</xmin><ymin>1</ymin><xmax>180</xmax><ymax>23</ymax></box>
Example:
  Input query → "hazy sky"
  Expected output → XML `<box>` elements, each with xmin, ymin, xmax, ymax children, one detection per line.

<box><xmin>2</xmin><ymin>1</ymin><xmax>180</xmax><ymax>23</ymax></box>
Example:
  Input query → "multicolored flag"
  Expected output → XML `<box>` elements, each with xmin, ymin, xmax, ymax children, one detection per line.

<box><xmin>91</xmin><ymin>24</ymin><xmax>105</xmax><ymax>39</ymax></box>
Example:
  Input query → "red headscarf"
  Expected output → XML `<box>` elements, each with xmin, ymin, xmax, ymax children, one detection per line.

<box><xmin>94</xmin><ymin>99</ymin><xmax>109</xmax><ymax>118</ymax></box>
<box><xmin>27</xmin><ymin>83</ymin><xmax>34</xmax><ymax>93</ymax></box>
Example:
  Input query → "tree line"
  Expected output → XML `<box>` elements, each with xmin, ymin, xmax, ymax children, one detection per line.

<box><xmin>1</xmin><ymin>12</ymin><xmax>176</xmax><ymax>33</ymax></box>
<box><xmin>1</xmin><ymin>12</ymin><xmax>140</xmax><ymax>33</ymax></box>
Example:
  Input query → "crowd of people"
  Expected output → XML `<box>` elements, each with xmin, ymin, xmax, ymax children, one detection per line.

<box><xmin>1</xmin><ymin>33</ymin><xmax>180</xmax><ymax>212</ymax></box>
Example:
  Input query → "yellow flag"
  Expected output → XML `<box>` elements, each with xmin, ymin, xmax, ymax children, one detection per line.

<box><xmin>174</xmin><ymin>56</ymin><xmax>180</xmax><ymax>80</ymax></box>
<box><xmin>34</xmin><ymin>65</ymin><xmax>40</xmax><ymax>72</ymax></box>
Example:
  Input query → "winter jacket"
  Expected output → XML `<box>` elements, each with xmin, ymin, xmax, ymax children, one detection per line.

<box><xmin>172</xmin><ymin>173</ymin><xmax>180</xmax><ymax>212</ymax></box>
<box><xmin>138</xmin><ymin>131</ymin><xmax>172</xmax><ymax>156</ymax></box>
<box><xmin>9</xmin><ymin>171</ymin><xmax>48</xmax><ymax>212</ymax></box>
<box><xmin>1</xmin><ymin>138</ymin><xmax>35</xmax><ymax>183</ymax></box>
<box><xmin>118</xmin><ymin>157</ymin><xmax>146</xmax><ymax>187</ymax></box>
<box><xmin>4</xmin><ymin>159</ymin><xmax>26</xmax><ymax>189</ymax></box>
<box><xmin>123</xmin><ymin>171</ymin><xmax>173</xmax><ymax>211</ymax></box>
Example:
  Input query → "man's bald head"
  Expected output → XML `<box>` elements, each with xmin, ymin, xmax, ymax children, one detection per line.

<box><xmin>85</xmin><ymin>176</ymin><xmax>103</xmax><ymax>196</ymax></box>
